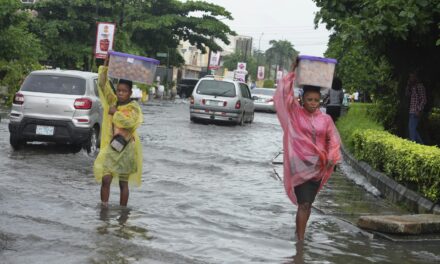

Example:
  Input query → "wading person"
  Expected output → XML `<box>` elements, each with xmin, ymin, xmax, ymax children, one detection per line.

<box><xmin>94</xmin><ymin>58</ymin><xmax>143</xmax><ymax>207</ymax></box>
<box><xmin>273</xmin><ymin>62</ymin><xmax>341</xmax><ymax>241</ymax></box>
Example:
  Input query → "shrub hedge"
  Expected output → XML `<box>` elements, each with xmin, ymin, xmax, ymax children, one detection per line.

<box><xmin>352</xmin><ymin>129</ymin><xmax>440</xmax><ymax>202</ymax></box>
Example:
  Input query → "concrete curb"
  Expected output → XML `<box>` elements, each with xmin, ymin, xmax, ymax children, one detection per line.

<box><xmin>341</xmin><ymin>146</ymin><xmax>439</xmax><ymax>214</ymax></box>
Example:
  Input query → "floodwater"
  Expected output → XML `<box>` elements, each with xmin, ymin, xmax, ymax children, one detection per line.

<box><xmin>0</xmin><ymin>101</ymin><xmax>439</xmax><ymax>263</ymax></box>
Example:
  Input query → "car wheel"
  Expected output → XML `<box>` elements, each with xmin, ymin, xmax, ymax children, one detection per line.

<box><xmin>84</xmin><ymin>126</ymin><xmax>99</xmax><ymax>156</ymax></box>
<box><xmin>10</xmin><ymin>134</ymin><xmax>24</xmax><ymax>150</ymax></box>
<box><xmin>239</xmin><ymin>113</ymin><xmax>245</xmax><ymax>126</ymax></box>
<box><xmin>249</xmin><ymin>112</ymin><xmax>254</xmax><ymax>124</ymax></box>
<box><xmin>180</xmin><ymin>91</ymin><xmax>187</xmax><ymax>99</ymax></box>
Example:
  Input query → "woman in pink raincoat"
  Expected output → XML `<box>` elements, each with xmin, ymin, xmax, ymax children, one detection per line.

<box><xmin>273</xmin><ymin>62</ymin><xmax>341</xmax><ymax>241</ymax></box>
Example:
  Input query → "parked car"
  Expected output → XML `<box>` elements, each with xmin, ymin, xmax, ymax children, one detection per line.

<box><xmin>9</xmin><ymin>69</ymin><xmax>102</xmax><ymax>154</ymax></box>
<box><xmin>189</xmin><ymin>76</ymin><xmax>254</xmax><ymax>125</ymax></box>
<box><xmin>251</xmin><ymin>88</ymin><xmax>276</xmax><ymax>112</ymax></box>
<box><xmin>177</xmin><ymin>78</ymin><xmax>199</xmax><ymax>98</ymax></box>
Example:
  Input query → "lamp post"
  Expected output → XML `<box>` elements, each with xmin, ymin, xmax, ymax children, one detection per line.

<box><xmin>258</xmin><ymin>32</ymin><xmax>264</xmax><ymax>52</ymax></box>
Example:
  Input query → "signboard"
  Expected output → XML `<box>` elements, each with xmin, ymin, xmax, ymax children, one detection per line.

<box><xmin>209</xmin><ymin>51</ymin><xmax>221</xmax><ymax>69</ymax></box>
<box><xmin>95</xmin><ymin>22</ymin><xmax>116</xmax><ymax>59</ymax></box>
<box><xmin>237</xmin><ymin>62</ymin><xmax>247</xmax><ymax>71</ymax></box>
<box><xmin>156</xmin><ymin>52</ymin><xmax>168</xmax><ymax>58</ymax></box>
<box><xmin>257</xmin><ymin>66</ymin><xmax>265</xmax><ymax>80</ymax></box>
<box><xmin>234</xmin><ymin>69</ymin><xmax>248</xmax><ymax>82</ymax></box>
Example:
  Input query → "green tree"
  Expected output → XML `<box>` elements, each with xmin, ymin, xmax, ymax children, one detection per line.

<box><xmin>31</xmin><ymin>0</ymin><xmax>235</xmax><ymax>70</ymax></box>
<box><xmin>265</xmin><ymin>40</ymin><xmax>298</xmax><ymax>79</ymax></box>
<box><xmin>313</xmin><ymin>0</ymin><xmax>440</xmax><ymax>138</ymax></box>
<box><xmin>0</xmin><ymin>0</ymin><xmax>42</xmax><ymax>104</ymax></box>
<box><xmin>222</xmin><ymin>51</ymin><xmax>257</xmax><ymax>80</ymax></box>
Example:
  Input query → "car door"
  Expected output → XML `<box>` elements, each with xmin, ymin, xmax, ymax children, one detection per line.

<box><xmin>92</xmin><ymin>79</ymin><xmax>103</xmax><ymax>128</ymax></box>
<box><xmin>239</xmin><ymin>83</ymin><xmax>253</xmax><ymax>115</ymax></box>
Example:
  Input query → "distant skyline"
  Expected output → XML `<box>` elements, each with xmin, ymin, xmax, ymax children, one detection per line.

<box><xmin>204</xmin><ymin>0</ymin><xmax>331</xmax><ymax>57</ymax></box>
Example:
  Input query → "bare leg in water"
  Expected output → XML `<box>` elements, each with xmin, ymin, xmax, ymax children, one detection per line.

<box><xmin>119</xmin><ymin>181</ymin><xmax>129</xmax><ymax>206</ymax></box>
<box><xmin>295</xmin><ymin>202</ymin><xmax>312</xmax><ymax>241</ymax></box>
<box><xmin>101</xmin><ymin>175</ymin><xmax>113</xmax><ymax>207</ymax></box>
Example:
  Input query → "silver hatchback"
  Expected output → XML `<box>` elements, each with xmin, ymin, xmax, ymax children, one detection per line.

<box><xmin>9</xmin><ymin>69</ymin><xmax>102</xmax><ymax>154</ymax></box>
<box><xmin>189</xmin><ymin>77</ymin><xmax>254</xmax><ymax>125</ymax></box>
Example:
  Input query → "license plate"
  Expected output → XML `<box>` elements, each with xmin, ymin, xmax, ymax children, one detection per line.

<box><xmin>207</xmin><ymin>100</ymin><xmax>223</xmax><ymax>106</ymax></box>
<box><xmin>36</xmin><ymin>125</ymin><xmax>54</xmax><ymax>136</ymax></box>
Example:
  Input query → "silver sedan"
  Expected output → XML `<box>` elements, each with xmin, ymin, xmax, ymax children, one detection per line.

<box><xmin>251</xmin><ymin>88</ymin><xmax>276</xmax><ymax>112</ymax></box>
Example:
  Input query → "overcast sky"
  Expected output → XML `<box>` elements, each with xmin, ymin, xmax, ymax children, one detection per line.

<box><xmin>204</xmin><ymin>0</ymin><xmax>331</xmax><ymax>56</ymax></box>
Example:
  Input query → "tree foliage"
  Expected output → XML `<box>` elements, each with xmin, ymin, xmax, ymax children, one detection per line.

<box><xmin>0</xmin><ymin>0</ymin><xmax>42</xmax><ymax>103</ymax></box>
<box><xmin>265</xmin><ymin>40</ymin><xmax>298</xmax><ymax>71</ymax></box>
<box><xmin>313</xmin><ymin>0</ymin><xmax>440</xmax><ymax>139</ymax></box>
<box><xmin>222</xmin><ymin>51</ymin><xmax>257</xmax><ymax>80</ymax></box>
<box><xmin>30</xmin><ymin>0</ymin><xmax>235</xmax><ymax>70</ymax></box>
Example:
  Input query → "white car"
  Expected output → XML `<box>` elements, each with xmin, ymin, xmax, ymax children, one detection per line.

<box><xmin>251</xmin><ymin>88</ymin><xmax>276</xmax><ymax>112</ymax></box>
<box><xmin>189</xmin><ymin>76</ymin><xmax>254</xmax><ymax>125</ymax></box>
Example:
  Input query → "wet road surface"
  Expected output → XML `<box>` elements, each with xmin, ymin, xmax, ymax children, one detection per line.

<box><xmin>1</xmin><ymin>101</ymin><xmax>439</xmax><ymax>263</ymax></box>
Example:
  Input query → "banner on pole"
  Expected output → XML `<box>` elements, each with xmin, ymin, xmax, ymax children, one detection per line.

<box><xmin>95</xmin><ymin>22</ymin><xmax>116</xmax><ymax>59</ymax></box>
<box><xmin>237</xmin><ymin>62</ymin><xmax>247</xmax><ymax>71</ymax></box>
<box><xmin>257</xmin><ymin>66</ymin><xmax>265</xmax><ymax>80</ymax></box>
<box><xmin>209</xmin><ymin>51</ymin><xmax>221</xmax><ymax>69</ymax></box>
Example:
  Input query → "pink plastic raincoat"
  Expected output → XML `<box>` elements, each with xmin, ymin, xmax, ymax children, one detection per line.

<box><xmin>274</xmin><ymin>72</ymin><xmax>341</xmax><ymax>205</ymax></box>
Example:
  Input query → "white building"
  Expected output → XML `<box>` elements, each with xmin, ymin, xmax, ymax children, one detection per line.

<box><xmin>177</xmin><ymin>41</ymin><xmax>210</xmax><ymax>79</ymax></box>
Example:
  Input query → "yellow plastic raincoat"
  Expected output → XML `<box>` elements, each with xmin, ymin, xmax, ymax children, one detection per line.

<box><xmin>93</xmin><ymin>66</ymin><xmax>143</xmax><ymax>186</ymax></box>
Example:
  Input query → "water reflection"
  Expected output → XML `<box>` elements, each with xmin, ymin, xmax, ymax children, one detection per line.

<box><xmin>293</xmin><ymin>241</ymin><xmax>305</xmax><ymax>264</ymax></box>
<box><xmin>97</xmin><ymin>206</ymin><xmax>151</xmax><ymax>240</ymax></box>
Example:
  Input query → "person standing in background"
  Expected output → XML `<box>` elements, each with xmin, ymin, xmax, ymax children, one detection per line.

<box><xmin>326</xmin><ymin>77</ymin><xmax>344</xmax><ymax>122</ymax></box>
<box><xmin>406</xmin><ymin>71</ymin><xmax>426</xmax><ymax>144</ymax></box>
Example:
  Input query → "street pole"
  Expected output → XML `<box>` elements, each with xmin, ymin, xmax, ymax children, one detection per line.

<box><xmin>258</xmin><ymin>32</ymin><xmax>264</xmax><ymax>53</ymax></box>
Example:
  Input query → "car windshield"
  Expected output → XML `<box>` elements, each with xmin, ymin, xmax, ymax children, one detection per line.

<box><xmin>252</xmin><ymin>88</ymin><xmax>275</xmax><ymax>96</ymax></box>
<box><xmin>21</xmin><ymin>75</ymin><xmax>86</xmax><ymax>95</ymax></box>
<box><xmin>196</xmin><ymin>80</ymin><xmax>236</xmax><ymax>97</ymax></box>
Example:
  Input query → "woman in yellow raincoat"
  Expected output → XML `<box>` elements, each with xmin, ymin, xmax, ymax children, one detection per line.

<box><xmin>94</xmin><ymin>61</ymin><xmax>143</xmax><ymax>207</ymax></box>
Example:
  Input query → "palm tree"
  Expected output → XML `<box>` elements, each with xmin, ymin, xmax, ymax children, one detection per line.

<box><xmin>265</xmin><ymin>40</ymin><xmax>298</xmax><ymax>79</ymax></box>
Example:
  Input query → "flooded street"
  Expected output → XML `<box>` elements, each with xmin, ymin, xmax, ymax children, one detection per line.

<box><xmin>1</xmin><ymin>101</ymin><xmax>439</xmax><ymax>263</ymax></box>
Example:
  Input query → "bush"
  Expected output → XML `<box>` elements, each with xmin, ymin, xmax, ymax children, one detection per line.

<box><xmin>352</xmin><ymin>129</ymin><xmax>440</xmax><ymax>202</ymax></box>
<box><xmin>336</xmin><ymin>103</ymin><xmax>384</xmax><ymax>149</ymax></box>
<box><xmin>428</xmin><ymin>107</ymin><xmax>440</xmax><ymax>146</ymax></box>
<box><xmin>263</xmin><ymin>79</ymin><xmax>275</xmax><ymax>88</ymax></box>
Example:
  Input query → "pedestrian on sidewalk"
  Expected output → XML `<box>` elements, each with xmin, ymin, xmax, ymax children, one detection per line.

<box><xmin>94</xmin><ymin>56</ymin><xmax>143</xmax><ymax>207</ymax></box>
<box><xmin>406</xmin><ymin>70</ymin><xmax>426</xmax><ymax>144</ymax></box>
<box><xmin>273</xmin><ymin>60</ymin><xmax>341</xmax><ymax>241</ymax></box>
<box><xmin>326</xmin><ymin>77</ymin><xmax>344</xmax><ymax>123</ymax></box>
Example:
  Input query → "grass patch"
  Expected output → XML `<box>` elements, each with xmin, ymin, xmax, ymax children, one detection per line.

<box><xmin>336</xmin><ymin>103</ymin><xmax>384</xmax><ymax>150</ymax></box>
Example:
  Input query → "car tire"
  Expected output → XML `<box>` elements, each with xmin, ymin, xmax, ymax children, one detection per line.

<box><xmin>180</xmin><ymin>91</ymin><xmax>187</xmax><ymax>99</ymax></box>
<box><xmin>239</xmin><ymin>113</ymin><xmax>245</xmax><ymax>126</ymax></box>
<box><xmin>249</xmin><ymin>112</ymin><xmax>254</xmax><ymax>124</ymax></box>
<box><xmin>10</xmin><ymin>134</ymin><xmax>24</xmax><ymax>150</ymax></box>
<box><xmin>84</xmin><ymin>126</ymin><xmax>99</xmax><ymax>156</ymax></box>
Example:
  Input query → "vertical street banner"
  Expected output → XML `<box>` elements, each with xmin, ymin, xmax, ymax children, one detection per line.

<box><xmin>209</xmin><ymin>51</ymin><xmax>221</xmax><ymax>69</ymax></box>
<box><xmin>237</xmin><ymin>62</ymin><xmax>247</xmax><ymax>71</ymax></box>
<box><xmin>95</xmin><ymin>22</ymin><xmax>116</xmax><ymax>59</ymax></box>
<box><xmin>257</xmin><ymin>66</ymin><xmax>265</xmax><ymax>80</ymax></box>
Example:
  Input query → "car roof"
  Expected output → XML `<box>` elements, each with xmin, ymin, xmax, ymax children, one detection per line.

<box><xmin>254</xmin><ymin>87</ymin><xmax>275</xmax><ymax>90</ymax></box>
<box><xmin>199</xmin><ymin>76</ymin><xmax>245</xmax><ymax>85</ymax></box>
<box><xmin>30</xmin><ymin>69</ymin><xmax>98</xmax><ymax>79</ymax></box>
